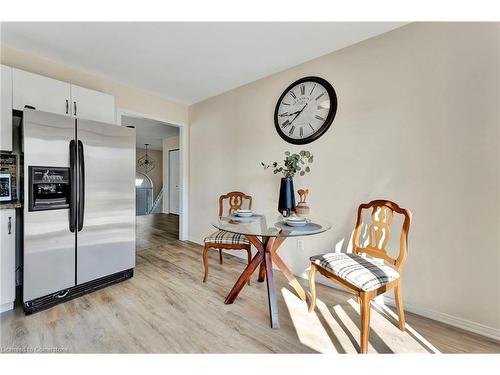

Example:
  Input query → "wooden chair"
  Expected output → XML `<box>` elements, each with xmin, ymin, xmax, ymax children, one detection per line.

<box><xmin>203</xmin><ymin>191</ymin><xmax>253</xmax><ymax>283</ymax></box>
<box><xmin>308</xmin><ymin>200</ymin><xmax>412</xmax><ymax>353</ymax></box>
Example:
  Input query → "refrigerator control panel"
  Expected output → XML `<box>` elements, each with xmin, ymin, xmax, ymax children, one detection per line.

<box><xmin>28</xmin><ymin>166</ymin><xmax>71</xmax><ymax>211</ymax></box>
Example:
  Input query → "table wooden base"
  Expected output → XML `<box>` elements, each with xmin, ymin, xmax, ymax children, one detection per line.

<box><xmin>224</xmin><ymin>235</ymin><xmax>307</xmax><ymax>329</ymax></box>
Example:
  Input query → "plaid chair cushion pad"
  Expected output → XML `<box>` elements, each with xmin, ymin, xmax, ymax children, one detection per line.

<box><xmin>204</xmin><ymin>230</ymin><xmax>250</xmax><ymax>245</ymax></box>
<box><xmin>310</xmin><ymin>253</ymin><xmax>400</xmax><ymax>292</ymax></box>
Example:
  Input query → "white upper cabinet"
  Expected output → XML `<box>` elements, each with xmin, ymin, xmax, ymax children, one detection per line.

<box><xmin>71</xmin><ymin>84</ymin><xmax>115</xmax><ymax>123</ymax></box>
<box><xmin>11</xmin><ymin>68</ymin><xmax>116</xmax><ymax>124</ymax></box>
<box><xmin>1</xmin><ymin>65</ymin><xmax>13</xmax><ymax>151</ymax></box>
<box><xmin>13</xmin><ymin>68</ymin><xmax>71</xmax><ymax>116</ymax></box>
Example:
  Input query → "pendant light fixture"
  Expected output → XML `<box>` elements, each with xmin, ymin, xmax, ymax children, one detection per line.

<box><xmin>138</xmin><ymin>143</ymin><xmax>156</xmax><ymax>173</ymax></box>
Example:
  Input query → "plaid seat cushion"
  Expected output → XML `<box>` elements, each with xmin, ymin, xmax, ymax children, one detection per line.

<box><xmin>310</xmin><ymin>253</ymin><xmax>400</xmax><ymax>292</ymax></box>
<box><xmin>204</xmin><ymin>230</ymin><xmax>250</xmax><ymax>245</ymax></box>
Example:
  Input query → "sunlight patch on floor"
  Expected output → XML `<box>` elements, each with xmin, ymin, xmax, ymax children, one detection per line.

<box><xmin>282</xmin><ymin>286</ymin><xmax>439</xmax><ymax>353</ymax></box>
<box><xmin>372</xmin><ymin>301</ymin><xmax>441</xmax><ymax>354</ymax></box>
<box><xmin>281</xmin><ymin>288</ymin><xmax>337</xmax><ymax>353</ymax></box>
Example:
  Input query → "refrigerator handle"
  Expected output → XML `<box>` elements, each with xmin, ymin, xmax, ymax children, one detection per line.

<box><xmin>69</xmin><ymin>140</ymin><xmax>77</xmax><ymax>232</ymax></box>
<box><xmin>77</xmin><ymin>140</ymin><xmax>85</xmax><ymax>232</ymax></box>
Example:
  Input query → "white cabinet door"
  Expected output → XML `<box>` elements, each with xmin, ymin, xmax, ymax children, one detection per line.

<box><xmin>71</xmin><ymin>84</ymin><xmax>115</xmax><ymax>124</ymax></box>
<box><xmin>1</xmin><ymin>65</ymin><xmax>13</xmax><ymax>151</ymax></box>
<box><xmin>12</xmin><ymin>68</ymin><xmax>71</xmax><ymax>116</ymax></box>
<box><xmin>0</xmin><ymin>209</ymin><xmax>16</xmax><ymax>312</ymax></box>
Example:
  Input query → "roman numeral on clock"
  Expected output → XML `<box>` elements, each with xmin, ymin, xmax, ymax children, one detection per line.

<box><xmin>315</xmin><ymin>115</ymin><xmax>325</xmax><ymax>121</ymax></box>
<box><xmin>309</xmin><ymin>123</ymin><xmax>315</xmax><ymax>132</ymax></box>
<box><xmin>289</xmin><ymin>125</ymin><xmax>295</xmax><ymax>136</ymax></box>
<box><xmin>279</xmin><ymin>112</ymin><xmax>289</xmax><ymax>117</ymax></box>
<box><xmin>310</xmin><ymin>84</ymin><xmax>316</xmax><ymax>95</ymax></box>
<box><xmin>315</xmin><ymin>92</ymin><xmax>325</xmax><ymax>100</ymax></box>
<box><xmin>290</xmin><ymin>91</ymin><xmax>296</xmax><ymax>99</ymax></box>
<box><xmin>300</xmin><ymin>84</ymin><xmax>305</xmax><ymax>95</ymax></box>
<box><xmin>300</xmin><ymin>127</ymin><xmax>304</xmax><ymax>138</ymax></box>
<box><xmin>282</xmin><ymin>119</ymin><xmax>290</xmax><ymax>128</ymax></box>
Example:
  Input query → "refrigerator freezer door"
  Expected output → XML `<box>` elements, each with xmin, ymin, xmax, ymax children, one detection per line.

<box><xmin>23</xmin><ymin>109</ymin><xmax>76</xmax><ymax>302</ymax></box>
<box><xmin>76</xmin><ymin>119</ymin><xmax>135</xmax><ymax>284</ymax></box>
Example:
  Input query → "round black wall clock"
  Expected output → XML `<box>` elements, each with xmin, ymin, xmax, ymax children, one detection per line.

<box><xmin>274</xmin><ymin>76</ymin><xmax>337</xmax><ymax>145</ymax></box>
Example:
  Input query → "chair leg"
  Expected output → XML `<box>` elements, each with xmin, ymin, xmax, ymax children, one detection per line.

<box><xmin>308</xmin><ymin>264</ymin><xmax>317</xmax><ymax>312</ymax></box>
<box><xmin>360</xmin><ymin>293</ymin><xmax>371</xmax><ymax>354</ymax></box>
<box><xmin>219</xmin><ymin>249</ymin><xmax>223</xmax><ymax>264</ymax></box>
<box><xmin>203</xmin><ymin>244</ymin><xmax>210</xmax><ymax>282</ymax></box>
<box><xmin>258</xmin><ymin>261</ymin><xmax>266</xmax><ymax>282</ymax></box>
<box><xmin>394</xmin><ymin>282</ymin><xmax>406</xmax><ymax>331</ymax></box>
<box><xmin>246</xmin><ymin>248</ymin><xmax>252</xmax><ymax>285</ymax></box>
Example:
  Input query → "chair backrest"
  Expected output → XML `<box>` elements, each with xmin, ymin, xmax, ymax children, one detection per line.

<box><xmin>218</xmin><ymin>191</ymin><xmax>252</xmax><ymax>216</ymax></box>
<box><xmin>352</xmin><ymin>200</ymin><xmax>412</xmax><ymax>272</ymax></box>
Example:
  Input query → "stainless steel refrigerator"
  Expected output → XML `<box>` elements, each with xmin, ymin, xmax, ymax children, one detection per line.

<box><xmin>22</xmin><ymin>109</ymin><xmax>135</xmax><ymax>314</ymax></box>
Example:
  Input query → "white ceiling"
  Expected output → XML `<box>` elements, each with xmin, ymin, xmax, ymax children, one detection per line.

<box><xmin>122</xmin><ymin>115</ymin><xmax>179</xmax><ymax>150</ymax></box>
<box><xmin>1</xmin><ymin>22</ymin><xmax>406</xmax><ymax>104</ymax></box>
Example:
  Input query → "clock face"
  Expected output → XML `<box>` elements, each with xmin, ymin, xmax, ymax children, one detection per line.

<box><xmin>274</xmin><ymin>76</ymin><xmax>337</xmax><ymax>145</ymax></box>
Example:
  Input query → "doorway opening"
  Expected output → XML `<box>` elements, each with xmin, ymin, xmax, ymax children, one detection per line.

<box><xmin>120</xmin><ymin>113</ymin><xmax>182</xmax><ymax>242</ymax></box>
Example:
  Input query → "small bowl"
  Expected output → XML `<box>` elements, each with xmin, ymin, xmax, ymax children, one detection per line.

<box><xmin>284</xmin><ymin>217</ymin><xmax>307</xmax><ymax>227</ymax></box>
<box><xmin>235</xmin><ymin>210</ymin><xmax>253</xmax><ymax>217</ymax></box>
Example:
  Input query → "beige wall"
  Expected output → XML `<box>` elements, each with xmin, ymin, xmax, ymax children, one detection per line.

<box><xmin>136</xmin><ymin>147</ymin><xmax>163</xmax><ymax>200</ymax></box>
<box><xmin>0</xmin><ymin>45</ymin><xmax>188</xmax><ymax>126</ymax></box>
<box><xmin>162</xmin><ymin>136</ymin><xmax>180</xmax><ymax>213</ymax></box>
<box><xmin>189</xmin><ymin>23</ymin><xmax>500</xmax><ymax>332</ymax></box>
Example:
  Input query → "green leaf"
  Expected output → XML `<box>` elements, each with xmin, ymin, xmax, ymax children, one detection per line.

<box><xmin>300</xmin><ymin>171</ymin><xmax>305</xmax><ymax>176</ymax></box>
<box><xmin>305</xmin><ymin>166</ymin><xmax>310</xmax><ymax>172</ymax></box>
<box><xmin>284</xmin><ymin>151</ymin><xmax>290</xmax><ymax>156</ymax></box>
<box><xmin>300</xmin><ymin>150</ymin><xmax>306</xmax><ymax>156</ymax></box>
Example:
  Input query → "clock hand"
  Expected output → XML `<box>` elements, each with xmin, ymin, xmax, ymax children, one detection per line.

<box><xmin>289</xmin><ymin>103</ymin><xmax>308</xmax><ymax>125</ymax></box>
<box><xmin>288</xmin><ymin>103</ymin><xmax>307</xmax><ymax>116</ymax></box>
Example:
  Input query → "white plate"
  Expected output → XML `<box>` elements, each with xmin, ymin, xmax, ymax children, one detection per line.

<box><xmin>284</xmin><ymin>216</ymin><xmax>307</xmax><ymax>222</ymax></box>
<box><xmin>284</xmin><ymin>217</ymin><xmax>308</xmax><ymax>227</ymax></box>
<box><xmin>229</xmin><ymin>215</ymin><xmax>257</xmax><ymax>222</ymax></box>
<box><xmin>235</xmin><ymin>211</ymin><xmax>253</xmax><ymax>217</ymax></box>
<box><xmin>284</xmin><ymin>220</ymin><xmax>308</xmax><ymax>227</ymax></box>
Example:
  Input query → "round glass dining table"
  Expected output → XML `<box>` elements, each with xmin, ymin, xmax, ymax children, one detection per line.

<box><xmin>212</xmin><ymin>213</ymin><xmax>332</xmax><ymax>329</ymax></box>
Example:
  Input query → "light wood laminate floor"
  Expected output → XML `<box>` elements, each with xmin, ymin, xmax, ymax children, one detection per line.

<box><xmin>1</xmin><ymin>213</ymin><xmax>499</xmax><ymax>353</ymax></box>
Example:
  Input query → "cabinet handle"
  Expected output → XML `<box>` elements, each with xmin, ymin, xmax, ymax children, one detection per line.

<box><xmin>74</xmin><ymin>101</ymin><xmax>77</xmax><ymax>116</ymax></box>
<box><xmin>8</xmin><ymin>216</ymin><xmax>12</xmax><ymax>235</ymax></box>
<box><xmin>66</xmin><ymin>100</ymin><xmax>69</xmax><ymax>114</ymax></box>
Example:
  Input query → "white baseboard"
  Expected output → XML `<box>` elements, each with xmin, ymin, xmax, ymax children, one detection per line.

<box><xmin>190</xmin><ymin>237</ymin><xmax>500</xmax><ymax>342</ymax></box>
<box><xmin>0</xmin><ymin>302</ymin><xmax>14</xmax><ymax>314</ymax></box>
<box><xmin>383</xmin><ymin>295</ymin><xmax>500</xmax><ymax>342</ymax></box>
